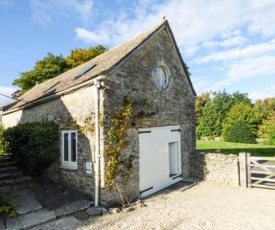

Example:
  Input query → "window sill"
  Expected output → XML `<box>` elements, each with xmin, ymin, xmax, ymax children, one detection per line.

<box><xmin>60</xmin><ymin>165</ymin><xmax>78</xmax><ymax>171</ymax></box>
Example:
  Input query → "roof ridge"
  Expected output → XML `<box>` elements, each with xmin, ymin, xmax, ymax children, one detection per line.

<box><xmin>5</xmin><ymin>18</ymin><xmax>192</xmax><ymax>111</ymax></box>
<box><xmin>106</xmin><ymin>19</ymin><xmax>167</xmax><ymax>53</ymax></box>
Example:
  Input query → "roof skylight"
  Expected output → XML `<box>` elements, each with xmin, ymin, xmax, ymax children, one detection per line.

<box><xmin>75</xmin><ymin>64</ymin><xmax>97</xmax><ymax>79</ymax></box>
<box><xmin>43</xmin><ymin>81</ymin><xmax>60</xmax><ymax>94</ymax></box>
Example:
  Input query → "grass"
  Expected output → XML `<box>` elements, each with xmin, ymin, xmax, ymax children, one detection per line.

<box><xmin>196</xmin><ymin>140</ymin><xmax>275</xmax><ymax>157</ymax></box>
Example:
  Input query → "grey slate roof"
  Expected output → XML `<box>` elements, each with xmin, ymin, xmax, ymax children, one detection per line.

<box><xmin>4</xmin><ymin>19</ymin><xmax>195</xmax><ymax>112</ymax></box>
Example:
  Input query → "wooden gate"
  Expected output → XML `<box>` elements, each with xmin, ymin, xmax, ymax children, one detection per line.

<box><xmin>239</xmin><ymin>153</ymin><xmax>275</xmax><ymax>189</ymax></box>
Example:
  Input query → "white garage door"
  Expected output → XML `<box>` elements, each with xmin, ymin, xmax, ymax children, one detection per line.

<box><xmin>139</xmin><ymin>126</ymin><xmax>182</xmax><ymax>197</ymax></box>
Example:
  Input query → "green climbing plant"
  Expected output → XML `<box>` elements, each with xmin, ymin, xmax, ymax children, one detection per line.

<box><xmin>66</xmin><ymin>113</ymin><xmax>95</xmax><ymax>135</ymax></box>
<box><xmin>104</xmin><ymin>96</ymin><xmax>134</xmax><ymax>208</ymax></box>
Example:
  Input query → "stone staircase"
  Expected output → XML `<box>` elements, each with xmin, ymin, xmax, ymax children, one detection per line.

<box><xmin>0</xmin><ymin>155</ymin><xmax>34</xmax><ymax>193</ymax></box>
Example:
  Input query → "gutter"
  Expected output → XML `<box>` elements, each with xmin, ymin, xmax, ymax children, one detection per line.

<box><xmin>2</xmin><ymin>76</ymin><xmax>103</xmax><ymax>115</ymax></box>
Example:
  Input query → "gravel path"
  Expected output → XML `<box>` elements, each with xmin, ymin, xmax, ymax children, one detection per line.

<box><xmin>77</xmin><ymin>181</ymin><xmax>275</xmax><ymax>230</ymax></box>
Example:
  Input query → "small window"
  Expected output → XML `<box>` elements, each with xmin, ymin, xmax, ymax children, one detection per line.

<box><xmin>61</xmin><ymin>130</ymin><xmax>77</xmax><ymax>169</ymax></box>
<box><xmin>155</xmin><ymin>66</ymin><xmax>169</xmax><ymax>89</ymax></box>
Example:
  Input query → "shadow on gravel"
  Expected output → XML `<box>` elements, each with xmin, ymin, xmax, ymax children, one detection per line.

<box><xmin>144</xmin><ymin>180</ymin><xmax>197</xmax><ymax>200</ymax></box>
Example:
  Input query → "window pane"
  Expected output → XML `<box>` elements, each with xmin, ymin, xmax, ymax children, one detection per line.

<box><xmin>64</xmin><ymin>133</ymin><xmax>68</xmax><ymax>161</ymax></box>
<box><xmin>156</xmin><ymin>67</ymin><xmax>168</xmax><ymax>89</ymax></box>
<box><xmin>71</xmin><ymin>132</ymin><xmax>77</xmax><ymax>162</ymax></box>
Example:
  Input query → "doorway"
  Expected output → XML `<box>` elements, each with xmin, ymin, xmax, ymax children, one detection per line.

<box><xmin>139</xmin><ymin>126</ymin><xmax>182</xmax><ymax>197</ymax></box>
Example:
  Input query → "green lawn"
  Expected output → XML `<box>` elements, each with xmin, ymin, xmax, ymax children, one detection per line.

<box><xmin>196</xmin><ymin>140</ymin><xmax>275</xmax><ymax>157</ymax></box>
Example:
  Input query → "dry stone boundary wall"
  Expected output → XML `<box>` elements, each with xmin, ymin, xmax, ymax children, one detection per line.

<box><xmin>190</xmin><ymin>152</ymin><xmax>239</xmax><ymax>186</ymax></box>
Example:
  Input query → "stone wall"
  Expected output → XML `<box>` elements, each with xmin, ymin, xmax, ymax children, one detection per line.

<box><xmin>2</xmin><ymin>85</ymin><xmax>97</xmax><ymax>196</ymax></box>
<box><xmin>190</xmin><ymin>152</ymin><xmax>239</xmax><ymax>186</ymax></box>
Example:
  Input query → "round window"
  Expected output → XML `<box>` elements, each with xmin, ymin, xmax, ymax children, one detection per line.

<box><xmin>156</xmin><ymin>67</ymin><xmax>168</xmax><ymax>89</ymax></box>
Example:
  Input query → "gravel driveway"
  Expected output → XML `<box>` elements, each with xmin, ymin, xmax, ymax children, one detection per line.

<box><xmin>77</xmin><ymin>181</ymin><xmax>275</xmax><ymax>230</ymax></box>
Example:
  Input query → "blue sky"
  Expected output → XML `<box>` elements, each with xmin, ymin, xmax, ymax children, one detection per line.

<box><xmin>1</xmin><ymin>0</ymin><xmax>275</xmax><ymax>106</ymax></box>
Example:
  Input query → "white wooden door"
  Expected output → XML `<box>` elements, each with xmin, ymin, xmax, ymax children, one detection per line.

<box><xmin>139</xmin><ymin>126</ymin><xmax>182</xmax><ymax>197</ymax></box>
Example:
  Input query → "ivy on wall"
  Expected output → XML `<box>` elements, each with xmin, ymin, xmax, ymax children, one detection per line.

<box><xmin>103</xmin><ymin>96</ymin><xmax>134</xmax><ymax>207</ymax></box>
<box><xmin>66</xmin><ymin>113</ymin><xmax>95</xmax><ymax>135</ymax></box>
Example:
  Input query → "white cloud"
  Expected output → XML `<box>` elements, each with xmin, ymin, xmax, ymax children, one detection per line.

<box><xmin>201</xmin><ymin>35</ymin><xmax>247</xmax><ymax>49</ymax></box>
<box><xmin>0</xmin><ymin>86</ymin><xmax>16</xmax><ymax>107</ymax></box>
<box><xmin>195</xmin><ymin>39</ymin><xmax>275</xmax><ymax>63</ymax></box>
<box><xmin>249</xmin><ymin>90</ymin><xmax>275</xmax><ymax>102</ymax></box>
<box><xmin>30</xmin><ymin>0</ymin><xmax>94</xmax><ymax>26</ymax></box>
<box><xmin>75</xmin><ymin>28</ymin><xmax>110</xmax><ymax>44</ymax></box>
<box><xmin>73</xmin><ymin>0</ymin><xmax>275</xmax><ymax>54</ymax></box>
<box><xmin>30</xmin><ymin>0</ymin><xmax>52</xmax><ymax>27</ymax></box>
<box><xmin>221</xmin><ymin>36</ymin><xmax>247</xmax><ymax>47</ymax></box>
<box><xmin>190</xmin><ymin>76</ymin><xmax>210</xmax><ymax>94</ymax></box>
<box><xmin>228</xmin><ymin>56</ymin><xmax>275</xmax><ymax>79</ymax></box>
<box><xmin>184</xmin><ymin>46</ymin><xmax>199</xmax><ymax>56</ymax></box>
<box><xmin>199</xmin><ymin>54</ymin><xmax>275</xmax><ymax>92</ymax></box>
<box><xmin>244</xmin><ymin>0</ymin><xmax>275</xmax><ymax>37</ymax></box>
<box><xmin>221</xmin><ymin>30</ymin><xmax>242</xmax><ymax>39</ymax></box>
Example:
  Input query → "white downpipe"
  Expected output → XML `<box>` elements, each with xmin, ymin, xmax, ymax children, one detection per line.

<box><xmin>94</xmin><ymin>79</ymin><xmax>101</xmax><ymax>207</ymax></box>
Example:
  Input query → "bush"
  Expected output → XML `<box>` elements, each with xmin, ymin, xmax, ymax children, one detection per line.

<box><xmin>0</xmin><ymin>124</ymin><xmax>4</xmax><ymax>154</ymax></box>
<box><xmin>261</xmin><ymin>135</ymin><xmax>275</xmax><ymax>145</ymax></box>
<box><xmin>224</xmin><ymin>120</ymin><xmax>256</xmax><ymax>144</ymax></box>
<box><xmin>196</xmin><ymin>126</ymin><xmax>202</xmax><ymax>140</ymax></box>
<box><xmin>3</xmin><ymin>121</ymin><xmax>59</xmax><ymax>175</ymax></box>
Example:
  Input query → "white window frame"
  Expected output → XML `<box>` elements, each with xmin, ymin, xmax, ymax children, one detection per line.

<box><xmin>61</xmin><ymin>130</ymin><xmax>78</xmax><ymax>169</ymax></box>
<box><xmin>152</xmin><ymin>62</ymin><xmax>171</xmax><ymax>90</ymax></box>
<box><xmin>156</xmin><ymin>66</ymin><xmax>169</xmax><ymax>89</ymax></box>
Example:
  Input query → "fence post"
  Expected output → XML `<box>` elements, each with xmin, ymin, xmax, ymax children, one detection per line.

<box><xmin>246</xmin><ymin>153</ymin><xmax>251</xmax><ymax>188</ymax></box>
<box><xmin>239</xmin><ymin>152</ymin><xmax>248</xmax><ymax>188</ymax></box>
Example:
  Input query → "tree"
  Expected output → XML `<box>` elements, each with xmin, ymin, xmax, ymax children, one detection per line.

<box><xmin>197</xmin><ymin>102</ymin><xmax>221</xmax><ymax>138</ymax></box>
<box><xmin>195</xmin><ymin>91</ymin><xmax>211</xmax><ymax>125</ymax></box>
<box><xmin>197</xmin><ymin>90</ymin><xmax>234</xmax><ymax>138</ymax></box>
<box><xmin>258</xmin><ymin>111</ymin><xmax>275</xmax><ymax>141</ymax></box>
<box><xmin>12</xmin><ymin>45</ymin><xmax>107</xmax><ymax>95</ymax></box>
<box><xmin>224</xmin><ymin>120</ymin><xmax>256</xmax><ymax>144</ymax></box>
<box><xmin>66</xmin><ymin>45</ymin><xmax>107</xmax><ymax>68</ymax></box>
<box><xmin>232</xmin><ymin>91</ymin><xmax>252</xmax><ymax>105</ymax></box>
<box><xmin>254</xmin><ymin>97</ymin><xmax>275</xmax><ymax>120</ymax></box>
<box><xmin>13</xmin><ymin>53</ymin><xmax>69</xmax><ymax>94</ymax></box>
<box><xmin>222</xmin><ymin>103</ymin><xmax>261</xmax><ymax>138</ymax></box>
<box><xmin>196</xmin><ymin>90</ymin><xmax>252</xmax><ymax>138</ymax></box>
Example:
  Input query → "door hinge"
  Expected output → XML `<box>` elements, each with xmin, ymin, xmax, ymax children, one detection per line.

<box><xmin>171</xmin><ymin>129</ymin><xmax>181</xmax><ymax>132</ymax></box>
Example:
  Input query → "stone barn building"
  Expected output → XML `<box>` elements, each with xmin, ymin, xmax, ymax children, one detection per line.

<box><xmin>1</xmin><ymin>19</ymin><xmax>196</xmax><ymax>205</ymax></box>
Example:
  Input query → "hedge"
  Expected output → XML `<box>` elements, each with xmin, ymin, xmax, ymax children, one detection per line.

<box><xmin>3</xmin><ymin>121</ymin><xmax>59</xmax><ymax>175</ymax></box>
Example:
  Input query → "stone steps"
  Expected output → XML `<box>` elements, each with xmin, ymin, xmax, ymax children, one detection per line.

<box><xmin>0</xmin><ymin>166</ymin><xmax>21</xmax><ymax>173</ymax></box>
<box><xmin>0</xmin><ymin>161</ymin><xmax>17</xmax><ymax>167</ymax></box>
<box><xmin>0</xmin><ymin>155</ymin><xmax>12</xmax><ymax>163</ymax></box>
<box><xmin>0</xmin><ymin>171</ymin><xmax>22</xmax><ymax>180</ymax></box>
<box><xmin>0</xmin><ymin>155</ymin><xmax>34</xmax><ymax>193</ymax></box>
